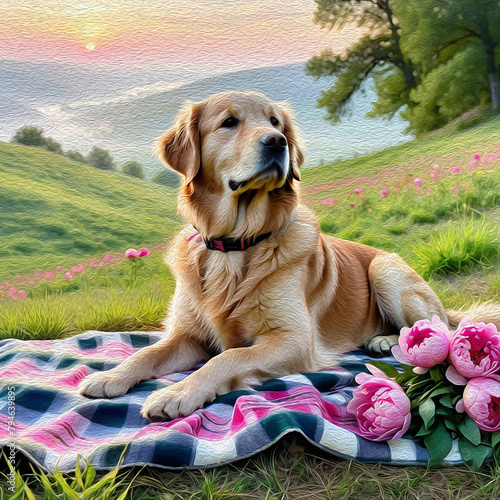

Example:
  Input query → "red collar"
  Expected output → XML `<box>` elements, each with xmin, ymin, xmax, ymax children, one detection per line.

<box><xmin>189</xmin><ymin>228</ymin><xmax>272</xmax><ymax>252</ymax></box>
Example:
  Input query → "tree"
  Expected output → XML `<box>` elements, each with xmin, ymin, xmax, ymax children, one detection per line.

<box><xmin>396</xmin><ymin>0</ymin><xmax>500</xmax><ymax>111</ymax></box>
<box><xmin>66</xmin><ymin>150</ymin><xmax>87</xmax><ymax>163</ymax></box>
<box><xmin>152</xmin><ymin>169</ymin><xmax>181</xmax><ymax>188</ymax></box>
<box><xmin>121</xmin><ymin>161</ymin><xmax>145</xmax><ymax>179</ymax></box>
<box><xmin>11</xmin><ymin>126</ymin><xmax>63</xmax><ymax>154</ymax></box>
<box><xmin>306</xmin><ymin>0</ymin><xmax>420</xmax><ymax>123</ymax></box>
<box><xmin>87</xmin><ymin>146</ymin><xmax>115</xmax><ymax>171</ymax></box>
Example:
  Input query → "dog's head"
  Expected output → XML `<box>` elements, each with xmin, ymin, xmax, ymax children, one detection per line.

<box><xmin>156</xmin><ymin>91</ymin><xmax>305</xmax><ymax>238</ymax></box>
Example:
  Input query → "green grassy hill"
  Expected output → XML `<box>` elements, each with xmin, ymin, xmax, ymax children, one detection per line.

<box><xmin>0</xmin><ymin>141</ymin><xmax>180</xmax><ymax>278</ymax></box>
<box><xmin>302</xmin><ymin>113</ymin><xmax>500</xmax><ymax>192</ymax></box>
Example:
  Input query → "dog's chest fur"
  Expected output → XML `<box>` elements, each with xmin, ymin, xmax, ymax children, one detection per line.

<box><xmin>171</xmin><ymin>226</ymin><xmax>304</xmax><ymax>351</ymax></box>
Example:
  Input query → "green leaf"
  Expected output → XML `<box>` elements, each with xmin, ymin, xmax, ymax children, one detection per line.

<box><xmin>458</xmin><ymin>417</ymin><xmax>481</xmax><ymax>446</ymax></box>
<box><xmin>84</xmin><ymin>463</ymin><xmax>96</xmax><ymax>489</ymax></box>
<box><xmin>415</xmin><ymin>425</ymin><xmax>433</xmax><ymax>437</ymax></box>
<box><xmin>444</xmin><ymin>419</ymin><xmax>458</xmax><ymax>432</ymax></box>
<box><xmin>396</xmin><ymin>372</ymin><xmax>417</xmax><ymax>385</ymax></box>
<box><xmin>492</xmin><ymin>431</ymin><xmax>500</xmax><ymax>449</ymax></box>
<box><xmin>436</xmin><ymin>407</ymin><xmax>450</xmax><ymax>416</ymax></box>
<box><xmin>439</xmin><ymin>395</ymin><xmax>454</xmax><ymax>409</ymax></box>
<box><xmin>368</xmin><ymin>361</ymin><xmax>400</xmax><ymax>378</ymax></box>
<box><xmin>459</xmin><ymin>438</ymin><xmax>491</xmax><ymax>471</ymax></box>
<box><xmin>74</xmin><ymin>455</ymin><xmax>85</xmax><ymax>491</ymax></box>
<box><xmin>429</xmin><ymin>386</ymin><xmax>452</xmax><ymax>399</ymax></box>
<box><xmin>401</xmin><ymin>363</ymin><xmax>417</xmax><ymax>374</ymax></box>
<box><xmin>424</xmin><ymin>422</ymin><xmax>453</xmax><ymax>466</ymax></box>
<box><xmin>430</xmin><ymin>366</ymin><xmax>443</xmax><ymax>383</ymax></box>
<box><xmin>419</xmin><ymin>399</ymin><xmax>436</xmax><ymax>429</ymax></box>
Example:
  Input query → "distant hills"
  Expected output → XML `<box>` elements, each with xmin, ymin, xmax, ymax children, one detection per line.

<box><xmin>0</xmin><ymin>59</ymin><xmax>411</xmax><ymax>173</ymax></box>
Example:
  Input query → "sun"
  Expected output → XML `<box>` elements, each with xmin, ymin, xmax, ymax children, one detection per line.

<box><xmin>86</xmin><ymin>43</ymin><xmax>95</xmax><ymax>51</ymax></box>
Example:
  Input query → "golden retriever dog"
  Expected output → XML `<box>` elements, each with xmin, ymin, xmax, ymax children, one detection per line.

<box><xmin>80</xmin><ymin>91</ymin><xmax>500</xmax><ymax>421</ymax></box>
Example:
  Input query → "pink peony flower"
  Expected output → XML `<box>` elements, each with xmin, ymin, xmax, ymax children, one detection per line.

<box><xmin>28</xmin><ymin>281</ymin><xmax>35</xmax><ymax>286</ymax></box>
<box><xmin>354</xmin><ymin>188</ymin><xmax>362</xmax><ymax>195</ymax></box>
<box><xmin>138</xmin><ymin>248</ymin><xmax>150</xmax><ymax>257</ymax></box>
<box><xmin>450</xmin><ymin>186</ymin><xmax>458</xmax><ymax>194</ymax></box>
<box><xmin>467</xmin><ymin>165</ymin><xmax>475</xmax><ymax>172</ymax></box>
<box><xmin>44</xmin><ymin>272</ymin><xmax>54</xmax><ymax>280</ymax></box>
<box><xmin>55</xmin><ymin>266</ymin><xmax>62</xmax><ymax>272</ymax></box>
<box><xmin>125</xmin><ymin>248</ymin><xmax>139</xmax><ymax>259</ymax></box>
<box><xmin>98</xmin><ymin>261</ymin><xmax>105</xmax><ymax>267</ymax></box>
<box><xmin>392</xmin><ymin>316</ymin><xmax>450</xmax><ymax>369</ymax></box>
<box><xmin>348</xmin><ymin>365</ymin><xmax>411</xmax><ymax>442</ymax></box>
<box><xmin>471</xmin><ymin>154</ymin><xmax>481</xmax><ymax>163</ymax></box>
<box><xmin>429</xmin><ymin>172</ymin><xmax>439</xmax><ymax>179</ymax></box>
<box><xmin>64</xmin><ymin>272</ymin><xmax>72</xmax><ymax>280</ymax></box>
<box><xmin>17</xmin><ymin>290</ymin><xmax>26</xmax><ymax>297</ymax></box>
<box><xmin>71</xmin><ymin>267</ymin><xmax>78</xmax><ymax>273</ymax></box>
<box><xmin>104</xmin><ymin>253</ymin><xmax>114</xmax><ymax>262</ymax></box>
<box><xmin>380</xmin><ymin>188</ymin><xmax>389</xmax><ymax>198</ymax></box>
<box><xmin>427</xmin><ymin>188</ymin><xmax>433</xmax><ymax>194</ymax></box>
<box><xmin>432</xmin><ymin>164</ymin><xmax>440</xmax><ymax>170</ymax></box>
<box><xmin>90</xmin><ymin>261</ymin><xmax>98</xmax><ymax>267</ymax></box>
<box><xmin>458</xmin><ymin>377</ymin><xmax>500</xmax><ymax>432</ymax></box>
<box><xmin>413</xmin><ymin>177</ymin><xmax>423</xmax><ymax>187</ymax></box>
<box><xmin>78</xmin><ymin>264</ymin><xmax>85</xmax><ymax>272</ymax></box>
<box><xmin>450</xmin><ymin>166</ymin><xmax>461</xmax><ymax>174</ymax></box>
<box><xmin>34</xmin><ymin>273</ymin><xmax>41</xmax><ymax>279</ymax></box>
<box><xmin>448</xmin><ymin>319</ymin><xmax>500</xmax><ymax>380</ymax></box>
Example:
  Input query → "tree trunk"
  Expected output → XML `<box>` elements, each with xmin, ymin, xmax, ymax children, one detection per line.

<box><xmin>483</xmin><ymin>35</ymin><xmax>499</xmax><ymax>110</ymax></box>
<box><xmin>490</xmin><ymin>71</ymin><xmax>500</xmax><ymax>111</ymax></box>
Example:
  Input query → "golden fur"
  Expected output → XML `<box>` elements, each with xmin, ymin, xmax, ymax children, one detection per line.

<box><xmin>80</xmin><ymin>91</ymin><xmax>500</xmax><ymax>421</ymax></box>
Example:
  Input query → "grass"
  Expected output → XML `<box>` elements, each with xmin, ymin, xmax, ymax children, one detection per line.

<box><xmin>4</xmin><ymin>438</ymin><xmax>500</xmax><ymax>499</ymax></box>
<box><xmin>413</xmin><ymin>217</ymin><xmax>500</xmax><ymax>279</ymax></box>
<box><xmin>0</xmin><ymin>140</ymin><xmax>180</xmax><ymax>279</ymax></box>
<box><xmin>2</xmin><ymin>115</ymin><xmax>500</xmax><ymax>497</ymax></box>
<box><xmin>301</xmin><ymin>112</ymin><xmax>500</xmax><ymax>193</ymax></box>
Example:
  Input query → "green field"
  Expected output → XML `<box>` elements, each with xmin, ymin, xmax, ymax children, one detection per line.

<box><xmin>2</xmin><ymin>115</ymin><xmax>500</xmax><ymax>498</ymax></box>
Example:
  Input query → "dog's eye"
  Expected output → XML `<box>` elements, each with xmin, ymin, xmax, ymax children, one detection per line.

<box><xmin>220</xmin><ymin>116</ymin><xmax>239</xmax><ymax>128</ymax></box>
<box><xmin>270</xmin><ymin>116</ymin><xmax>279</xmax><ymax>126</ymax></box>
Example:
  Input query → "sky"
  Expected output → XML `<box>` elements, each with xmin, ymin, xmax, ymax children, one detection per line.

<box><xmin>0</xmin><ymin>0</ymin><xmax>362</xmax><ymax>72</ymax></box>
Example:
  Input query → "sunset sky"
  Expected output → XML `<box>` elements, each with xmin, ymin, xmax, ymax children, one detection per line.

<box><xmin>0</xmin><ymin>0</ymin><xmax>361</xmax><ymax>72</ymax></box>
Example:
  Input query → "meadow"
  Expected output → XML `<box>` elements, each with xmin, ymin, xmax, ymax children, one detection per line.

<box><xmin>2</xmin><ymin>113</ymin><xmax>500</xmax><ymax>498</ymax></box>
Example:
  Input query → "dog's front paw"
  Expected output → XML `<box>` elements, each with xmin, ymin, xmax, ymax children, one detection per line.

<box><xmin>79</xmin><ymin>371</ymin><xmax>133</xmax><ymax>398</ymax></box>
<box><xmin>140</xmin><ymin>385</ymin><xmax>204</xmax><ymax>421</ymax></box>
<box><xmin>365</xmin><ymin>334</ymin><xmax>399</xmax><ymax>358</ymax></box>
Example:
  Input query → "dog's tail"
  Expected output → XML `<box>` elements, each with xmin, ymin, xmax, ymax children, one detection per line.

<box><xmin>446</xmin><ymin>300</ymin><xmax>500</xmax><ymax>330</ymax></box>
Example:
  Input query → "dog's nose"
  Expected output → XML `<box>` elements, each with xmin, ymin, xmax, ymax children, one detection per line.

<box><xmin>260</xmin><ymin>133</ymin><xmax>287</xmax><ymax>154</ymax></box>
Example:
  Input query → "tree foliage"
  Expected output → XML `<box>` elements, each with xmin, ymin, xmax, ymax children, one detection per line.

<box><xmin>86</xmin><ymin>146</ymin><xmax>115</xmax><ymax>171</ymax></box>
<box><xmin>307</xmin><ymin>0</ymin><xmax>418</xmax><ymax>124</ymax></box>
<box><xmin>308</xmin><ymin>0</ymin><xmax>500</xmax><ymax>135</ymax></box>
<box><xmin>152</xmin><ymin>169</ymin><xmax>181</xmax><ymax>188</ymax></box>
<box><xmin>395</xmin><ymin>0</ymin><xmax>500</xmax><ymax>112</ymax></box>
<box><xmin>66</xmin><ymin>150</ymin><xmax>86</xmax><ymax>163</ymax></box>
<box><xmin>11</xmin><ymin>126</ymin><xmax>63</xmax><ymax>155</ymax></box>
<box><xmin>121</xmin><ymin>161</ymin><xmax>145</xmax><ymax>179</ymax></box>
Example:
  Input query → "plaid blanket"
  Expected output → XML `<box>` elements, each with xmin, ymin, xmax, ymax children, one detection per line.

<box><xmin>0</xmin><ymin>331</ymin><xmax>463</xmax><ymax>472</ymax></box>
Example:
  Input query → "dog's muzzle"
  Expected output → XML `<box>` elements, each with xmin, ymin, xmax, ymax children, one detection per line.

<box><xmin>228</xmin><ymin>133</ymin><xmax>289</xmax><ymax>191</ymax></box>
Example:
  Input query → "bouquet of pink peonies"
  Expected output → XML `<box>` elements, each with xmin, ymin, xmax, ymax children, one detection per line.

<box><xmin>348</xmin><ymin>316</ymin><xmax>500</xmax><ymax>469</ymax></box>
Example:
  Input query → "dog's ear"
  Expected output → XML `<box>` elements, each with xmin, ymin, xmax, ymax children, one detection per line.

<box><xmin>156</xmin><ymin>102</ymin><xmax>202</xmax><ymax>184</ymax></box>
<box><xmin>280</xmin><ymin>102</ymin><xmax>305</xmax><ymax>182</ymax></box>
